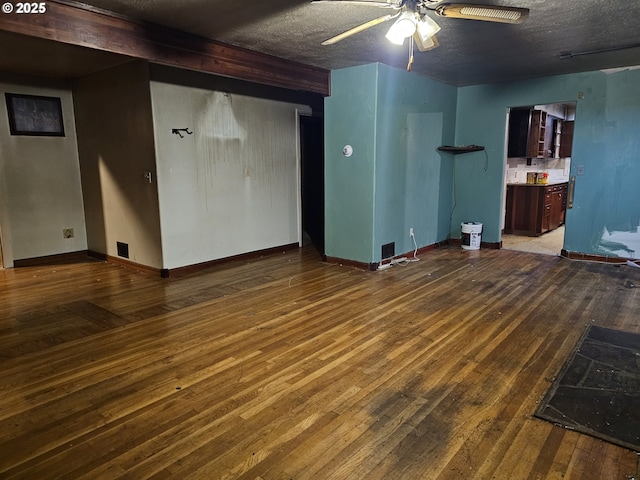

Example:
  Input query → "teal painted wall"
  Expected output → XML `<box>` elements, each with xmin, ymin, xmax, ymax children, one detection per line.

<box><xmin>324</xmin><ymin>64</ymin><xmax>378</xmax><ymax>264</ymax></box>
<box><xmin>455</xmin><ymin>67</ymin><xmax>640</xmax><ymax>258</ymax></box>
<box><xmin>374</xmin><ymin>64</ymin><xmax>457</xmax><ymax>261</ymax></box>
<box><xmin>327</xmin><ymin>63</ymin><xmax>640</xmax><ymax>264</ymax></box>
<box><xmin>325</xmin><ymin>63</ymin><xmax>457</xmax><ymax>264</ymax></box>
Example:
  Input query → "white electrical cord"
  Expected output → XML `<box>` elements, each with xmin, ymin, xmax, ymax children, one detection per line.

<box><xmin>409</xmin><ymin>232</ymin><xmax>420</xmax><ymax>262</ymax></box>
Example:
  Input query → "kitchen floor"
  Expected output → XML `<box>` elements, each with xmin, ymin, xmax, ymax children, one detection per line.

<box><xmin>502</xmin><ymin>225</ymin><xmax>565</xmax><ymax>256</ymax></box>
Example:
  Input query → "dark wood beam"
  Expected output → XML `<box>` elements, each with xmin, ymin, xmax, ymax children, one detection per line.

<box><xmin>0</xmin><ymin>0</ymin><xmax>329</xmax><ymax>95</ymax></box>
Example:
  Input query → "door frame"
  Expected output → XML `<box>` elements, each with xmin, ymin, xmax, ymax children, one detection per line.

<box><xmin>500</xmin><ymin>102</ymin><xmax>577</xmax><ymax>253</ymax></box>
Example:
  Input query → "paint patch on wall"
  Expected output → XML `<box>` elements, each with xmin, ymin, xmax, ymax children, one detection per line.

<box><xmin>198</xmin><ymin>92</ymin><xmax>246</xmax><ymax>141</ymax></box>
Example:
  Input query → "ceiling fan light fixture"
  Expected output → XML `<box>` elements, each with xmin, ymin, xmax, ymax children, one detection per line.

<box><xmin>385</xmin><ymin>11</ymin><xmax>417</xmax><ymax>45</ymax></box>
<box><xmin>435</xmin><ymin>4</ymin><xmax>529</xmax><ymax>24</ymax></box>
<box><xmin>460</xmin><ymin>6</ymin><xmax>522</xmax><ymax>21</ymax></box>
<box><xmin>415</xmin><ymin>15</ymin><xmax>441</xmax><ymax>42</ymax></box>
<box><xmin>414</xmin><ymin>32</ymin><xmax>439</xmax><ymax>51</ymax></box>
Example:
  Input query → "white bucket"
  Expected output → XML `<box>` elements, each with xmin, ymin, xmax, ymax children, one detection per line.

<box><xmin>461</xmin><ymin>222</ymin><xmax>483</xmax><ymax>250</ymax></box>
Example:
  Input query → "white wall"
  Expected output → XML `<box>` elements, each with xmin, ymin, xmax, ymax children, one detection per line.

<box><xmin>0</xmin><ymin>74</ymin><xmax>87</xmax><ymax>266</ymax></box>
<box><xmin>150</xmin><ymin>82</ymin><xmax>310</xmax><ymax>269</ymax></box>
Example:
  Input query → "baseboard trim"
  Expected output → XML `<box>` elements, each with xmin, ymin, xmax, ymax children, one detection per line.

<box><xmin>449</xmin><ymin>238</ymin><xmax>502</xmax><ymax>249</ymax></box>
<box><xmin>88</xmin><ymin>251</ymin><xmax>163</xmax><ymax>276</ymax></box>
<box><xmin>324</xmin><ymin>240</ymin><xmax>452</xmax><ymax>271</ymax></box>
<box><xmin>89</xmin><ymin>244</ymin><xmax>300</xmax><ymax>277</ymax></box>
<box><xmin>164</xmin><ymin>243</ymin><xmax>300</xmax><ymax>278</ymax></box>
<box><xmin>323</xmin><ymin>256</ymin><xmax>376</xmax><ymax>271</ymax></box>
<box><xmin>561</xmin><ymin>249</ymin><xmax>634</xmax><ymax>265</ymax></box>
<box><xmin>413</xmin><ymin>239</ymin><xmax>452</xmax><ymax>255</ymax></box>
<box><xmin>14</xmin><ymin>250</ymin><xmax>91</xmax><ymax>267</ymax></box>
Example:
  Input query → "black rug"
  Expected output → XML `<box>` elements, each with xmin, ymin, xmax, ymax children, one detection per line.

<box><xmin>535</xmin><ymin>325</ymin><xmax>640</xmax><ymax>451</ymax></box>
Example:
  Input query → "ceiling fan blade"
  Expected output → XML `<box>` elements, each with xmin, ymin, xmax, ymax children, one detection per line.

<box><xmin>312</xmin><ymin>0</ymin><xmax>400</xmax><ymax>8</ymax></box>
<box><xmin>321</xmin><ymin>13</ymin><xmax>398</xmax><ymax>45</ymax></box>
<box><xmin>435</xmin><ymin>4</ymin><xmax>529</xmax><ymax>24</ymax></box>
<box><xmin>413</xmin><ymin>32</ymin><xmax>439</xmax><ymax>52</ymax></box>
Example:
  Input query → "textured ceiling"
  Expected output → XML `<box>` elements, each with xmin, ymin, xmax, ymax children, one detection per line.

<box><xmin>3</xmin><ymin>0</ymin><xmax>640</xmax><ymax>86</ymax></box>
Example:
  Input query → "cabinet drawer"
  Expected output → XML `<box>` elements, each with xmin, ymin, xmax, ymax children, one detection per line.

<box><xmin>545</xmin><ymin>184</ymin><xmax>568</xmax><ymax>193</ymax></box>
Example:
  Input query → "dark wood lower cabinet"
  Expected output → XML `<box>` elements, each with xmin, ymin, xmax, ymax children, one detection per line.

<box><xmin>549</xmin><ymin>188</ymin><xmax>564</xmax><ymax>230</ymax></box>
<box><xmin>505</xmin><ymin>183</ymin><xmax>568</xmax><ymax>236</ymax></box>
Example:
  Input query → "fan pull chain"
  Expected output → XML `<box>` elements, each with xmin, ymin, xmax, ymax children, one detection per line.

<box><xmin>407</xmin><ymin>35</ymin><xmax>414</xmax><ymax>71</ymax></box>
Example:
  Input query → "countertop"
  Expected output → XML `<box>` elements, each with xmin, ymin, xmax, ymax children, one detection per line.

<box><xmin>507</xmin><ymin>181</ymin><xmax>568</xmax><ymax>187</ymax></box>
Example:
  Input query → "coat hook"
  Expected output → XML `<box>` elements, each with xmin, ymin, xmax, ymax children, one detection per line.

<box><xmin>172</xmin><ymin>128</ymin><xmax>193</xmax><ymax>138</ymax></box>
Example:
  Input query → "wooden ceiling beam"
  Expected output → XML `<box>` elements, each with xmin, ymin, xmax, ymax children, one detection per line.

<box><xmin>0</xmin><ymin>0</ymin><xmax>329</xmax><ymax>95</ymax></box>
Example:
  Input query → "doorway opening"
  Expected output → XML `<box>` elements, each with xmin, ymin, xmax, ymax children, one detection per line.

<box><xmin>300</xmin><ymin>115</ymin><xmax>325</xmax><ymax>256</ymax></box>
<box><xmin>501</xmin><ymin>102</ymin><xmax>576</xmax><ymax>255</ymax></box>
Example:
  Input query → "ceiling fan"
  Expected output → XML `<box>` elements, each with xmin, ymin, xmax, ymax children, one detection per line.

<box><xmin>314</xmin><ymin>0</ymin><xmax>529</xmax><ymax>54</ymax></box>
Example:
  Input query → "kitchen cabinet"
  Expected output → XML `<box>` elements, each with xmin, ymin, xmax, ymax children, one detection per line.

<box><xmin>559</xmin><ymin>120</ymin><xmax>574</xmax><ymax>158</ymax></box>
<box><xmin>508</xmin><ymin>108</ymin><xmax>554</xmax><ymax>158</ymax></box>
<box><xmin>552</xmin><ymin>119</ymin><xmax>562</xmax><ymax>159</ymax></box>
<box><xmin>527</xmin><ymin>109</ymin><xmax>553</xmax><ymax>159</ymax></box>
<box><xmin>504</xmin><ymin>183</ymin><xmax>568</xmax><ymax>236</ymax></box>
<box><xmin>549</xmin><ymin>185</ymin><xmax>566</xmax><ymax>230</ymax></box>
<box><xmin>552</xmin><ymin>119</ymin><xmax>574</xmax><ymax>158</ymax></box>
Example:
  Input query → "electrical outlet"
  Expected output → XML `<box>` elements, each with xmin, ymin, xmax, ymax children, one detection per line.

<box><xmin>409</xmin><ymin>227</ymin><xmax>414</xmax><ymax>237</ymax></box>
<box><xmin>63</xmin><ymin>228</ymin><xmax>74</xmax><ymax>239</ymax></box>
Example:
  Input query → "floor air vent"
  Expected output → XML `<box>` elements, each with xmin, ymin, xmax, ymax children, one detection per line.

<box><xmin>117</xmin><ymin>241</ymin><xmax>129</xmax><ymax>259</ymax></box>
<box><xmin>381</xmin><ymin>242</ymin><xmax>395</xmax><ymax>260</ymax></box>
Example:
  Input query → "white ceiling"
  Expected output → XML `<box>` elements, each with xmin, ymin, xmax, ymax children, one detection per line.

<box><xmin>2</xmin><ymin>0</ymin><xmax>640</xmax><ymax>87</ymax></box>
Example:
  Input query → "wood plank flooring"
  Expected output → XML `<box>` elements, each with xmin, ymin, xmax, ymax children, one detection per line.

<box><xmin>1</xmin><ymin>246</ymin><xmax>639</xmax><ymax>479</ymax></box>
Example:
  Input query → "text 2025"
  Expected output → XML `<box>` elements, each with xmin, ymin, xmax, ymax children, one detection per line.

<box><xmin>16</xmin><ymin>2</ymin><xmax>46</xmax><ymax>13</ymax></box>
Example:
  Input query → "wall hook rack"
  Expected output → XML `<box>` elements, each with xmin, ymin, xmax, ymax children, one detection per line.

<box><xmin>172</xmin><ymin>128</ymin><xmax>193</xmax><ymax>138</ymax></box>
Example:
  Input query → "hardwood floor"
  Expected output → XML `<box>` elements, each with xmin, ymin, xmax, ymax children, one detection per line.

<box><xmin>1</xmin><ymin>246</ymin><xmax>639</xmax><ymax>479</ymax></box>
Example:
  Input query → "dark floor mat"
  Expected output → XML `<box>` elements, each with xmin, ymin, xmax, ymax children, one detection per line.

<box><xmin>535</xmin><ymin>325</ymin><xmax>640</xmax><ymax>451</ymax></box>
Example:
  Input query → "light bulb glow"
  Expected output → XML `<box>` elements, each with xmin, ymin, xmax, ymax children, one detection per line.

<box><xmin>385</xmin><ymin>11</ymin><xmax>417</xmax><ymax>45</ymax></box>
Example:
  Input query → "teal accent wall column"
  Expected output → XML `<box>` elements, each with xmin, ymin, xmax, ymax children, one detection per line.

<box><xmin>325</xmin><ymin>64</ymin><xmax>378</xmax><ymax>264</ymax></box>
<box><xmin>455</xmin><ymin>68</ymin><xmax>640</xmax><ymax>258</ymax></box>
<box><xmin>325</xmin><ymin>63</ymin><xmax>457</xmax><ymax>264</ymax></box>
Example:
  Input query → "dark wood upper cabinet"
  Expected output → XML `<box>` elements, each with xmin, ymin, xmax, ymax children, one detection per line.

<box><xmin>559</xmin><ymin>120</ymin><xmax>574</xmax><ymax>158</ymax></box>
<box><xmin>507</xmin><ymin>108</ymin><xmax>532</xmax><ymax>158</ymax></box>
<box><xmin>508</xmin><ymin>108</ymin><xmax>552</xmax><ymax>158</ymax></box>
<box><xmin>508</xmin><ymin>108</ymin><xmax>572</xmax><ymax>159</ymax></box>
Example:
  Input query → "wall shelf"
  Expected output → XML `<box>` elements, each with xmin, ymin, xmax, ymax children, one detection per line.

<box><xmin>437</xmin><ymin>145</ymin><xmax>485</xmax><ymax>154</ymax></box>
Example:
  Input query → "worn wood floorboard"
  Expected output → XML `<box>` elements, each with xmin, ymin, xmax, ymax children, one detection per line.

<box><xmin>0</xmin><ymin>246</ymin><xmax>639</xmax><ymax>479</ymax></box>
